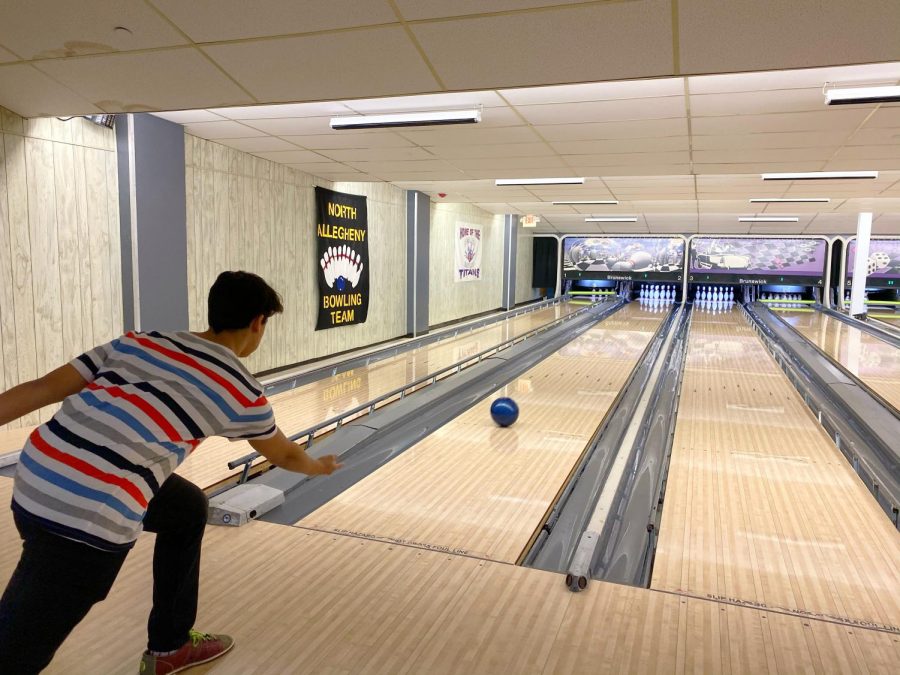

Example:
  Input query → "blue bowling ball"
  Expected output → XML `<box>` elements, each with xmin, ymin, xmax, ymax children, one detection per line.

<box><xmin>490</xmin><ymin>397</ymin><xmax>519</xmax><ymax>427</ymax></box>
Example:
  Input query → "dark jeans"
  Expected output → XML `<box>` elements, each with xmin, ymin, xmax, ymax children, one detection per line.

<box><xmin>0</xmin><ymin>474</ymin><xmax>208</xmax><ymax>674</ymax></box>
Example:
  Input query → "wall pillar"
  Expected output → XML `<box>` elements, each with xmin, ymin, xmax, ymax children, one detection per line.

<box><xmin>501</xmin><ymin>214</ymin><xmax>518</xmax><ymax>310</ymax></box>
<box><xmin>406</xmin><ymin>190</ymin><xmax>430</xmax><ymax>336</ymax></box>
<box><xmin>116</xmin><ymin>113</ymin><xmax>188</xmax><ymax>331</ymax></box>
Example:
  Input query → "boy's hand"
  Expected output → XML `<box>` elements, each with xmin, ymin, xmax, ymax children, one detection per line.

<box><xmin>315</xmin><ymin>455</ymin><xmax>343</xmax><ymax>475</ymax></box>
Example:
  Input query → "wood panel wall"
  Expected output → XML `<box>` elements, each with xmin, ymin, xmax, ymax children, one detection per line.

<box><xmin>428</xmin><ymin>202</ymin><xmax>504</xmax><ymax>327</ymax></box>
<box><xmin>0</xmin><ymin>107</ymin><xmax>122</xmax><ymax>431</ymax></box>
<box><xmin>185</xmin><ymin>135</ymin><xmax>407</xmax><ymax>374</ymax></box>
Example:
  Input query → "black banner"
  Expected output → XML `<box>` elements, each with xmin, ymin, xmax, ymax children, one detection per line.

<box><xmin>315</xmin><ymin>186</ymin><xmax>369</xmax><ymax>330</ymax></box>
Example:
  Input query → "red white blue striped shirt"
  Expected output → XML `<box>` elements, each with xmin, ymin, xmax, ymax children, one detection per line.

<box><xmin>12</xmin><ymin>331</ymin><xmax>276</xmax><ymax>550</ymax></box>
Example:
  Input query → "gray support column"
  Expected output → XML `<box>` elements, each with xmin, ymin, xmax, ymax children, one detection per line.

<box><xmin>406</xmin><ymin>190</ymin><xmax>430</xmax><ymax>336</ymax></box>
<box><xmin>501</xmin><ymin>214</ymin><xmax>518</xmax><ymax>310</ymax></box>
<box><xmin>117</xmin><ymin>113</ymin><xmax>188</xmax><ymax>331</ymax></box>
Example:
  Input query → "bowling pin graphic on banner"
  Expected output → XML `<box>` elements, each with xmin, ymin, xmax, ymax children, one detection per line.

<box><xmin>315</xmin><ymin>187</ymin><xmax>370</xmax><ymax>330</ymax></box>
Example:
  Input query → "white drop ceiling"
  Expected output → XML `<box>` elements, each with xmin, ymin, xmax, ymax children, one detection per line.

<box><xmin>147</xmin><ymin>62</ymin><xmax>900</xmax><ymax>235</ymax></box>
<box><xmin>1</xmin><ymin>1</ymin><xmax>900</xmax><ymax>235</ymax></box>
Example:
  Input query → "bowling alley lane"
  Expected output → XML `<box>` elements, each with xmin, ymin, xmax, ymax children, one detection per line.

<box><xmin>297</xmin><ymin>303</ymin><xmax>666</xmax><ymax>563</ymax></box>
<box><xmin>653</xmin><ymin>306</ymin><xmax>900</xmax><ymax>631</ymax></box>
<box><xmin>174</xmin><ymin>300</ymin><xmax>588</xmax><ymax>488</ymax></box>
<box><xmin>777</xmin><ymin>310</ymin><xmax>900</xmax><ymax>412</ymax></box>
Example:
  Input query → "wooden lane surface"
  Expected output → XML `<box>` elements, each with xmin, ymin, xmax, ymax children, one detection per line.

<box><xmin>653</xmin><ymin>306</ymin><xmax>900</xmax><ymax>632</ymax></box>
<box><xmin>0</xmin><ymin>481</ymin><xmax>896</xmax><ymax>674</ymax></box>
<box><xmin>298</xmin><ymin>303</ymin><xmax>665</xmax><ymax>563</ymax></box>
<box><xmin>778</xmin><ymin>310</ymin><xmax>900</xmax><ymax>412</ymax></box>
<box><xmin>0</xmin><ymin>302</ymin><xmax>585</xmax><ymax>486</ymax></box>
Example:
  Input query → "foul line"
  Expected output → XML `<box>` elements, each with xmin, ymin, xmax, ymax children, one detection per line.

<box><xmin>652</xmin><ymin>587</ymin><xmax>900</xmax><ymax>636</ymax></box>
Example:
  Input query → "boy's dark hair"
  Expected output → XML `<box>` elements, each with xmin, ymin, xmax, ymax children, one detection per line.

<box><xmin>208</xmin><ymin>271</ymin><xmax>284</xmax><ymax>332</ymax></box>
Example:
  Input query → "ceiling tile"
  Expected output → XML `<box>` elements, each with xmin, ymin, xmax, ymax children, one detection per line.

<box><xmin>0</xmin><ymin>1</ymin><xmax>187</xmax><ymax>60</ymax></box>
<box><xmin>394</xmin><ymin>0</ymin><xmax>588</xmax><ymax>21</ymax></box>
<box><xmin>500</xmin><ymin>77</ymin><xmax>685</xmax><ymax>105</ymax></box>
<box><xmin>688</xmin><ymin>62</ymin><xmax>900</xmax><ymax>94</ymax></box>
<box><xmin>318</xmin><ymin>172</ymin><xmax>382</xmax><ymax>182</ymax></box>
<box><xmin>565</xmin><ymin>165</ymin><xmax>692</xmax><ymax>176</ymax></box>
<box><xmin>823</xmin><ymin>158</ymin><xmax>900</xmax><ymax>171</ymax></box>
<box><xmin>35</xmin><ymin>49</ymin><xmax>253</xmax><ymax>112</ymax></box>
<box><xmin>249</xmin><ymin>149</ymin><xmax>330</xmax><ymax>163</ymax></box>
<box><xmin>549</xmin><ymin>137</ymin><xmax>689</xmax><ymax>154</ymax></box>
<box><xmin>862</xmin><ymin>106</ymin><xmax>900</xmax><ymax>128</ymax></box>
<box><xmin>0</xmin><ymin>46</ymin><xmax>19</xmax><ymax>63</ymax></box>
<box><xmin>241</xmin><ymin>117</ymin><xmax>334</xmax><ymax>135</ymax></box>
<box><xmin>535</xmin><ymin>118</ymin><xmax>688</xmax><ymax>141</ymax></box>
<box><xmin>152</xmin><ymin>110</ymin><xmax>226</xmax><ymax>124</ymax></box>
<box><xmin>692</xmin><ymin>148</ymin><xmax>834</xmax><ymax>164</ymax></box>
<box><xmin>212</xmin><ymin>102</ymin><xmax>357</xmax><ymax>119</ymax></box>
<box><xmin>464</xmin><ymin>168</ymin><xmax>581</xmax><ymax>180</ymax></box>
<box><xmin>561</xmin><ymin>151</ymin><xmax>690</xmax><ymax>166</ymax></box>
<box><xmin>371</xmin><ymin>170</ymin><xmax>469</xmax><ymax>181</ymax></box>
<box><xmin>692</xmin><ymin>131</ymin><xmax>849</xmax><ymax>150</ymax></box>
<box><xmin>832</xmin><ymin>145</ymin><xmax>900</xmax><ymax>160</ymax></box>
<box><xmin>411</xmin><ymin>2</ymin><xmax>673</xmax><ymax>90</ymax></box>
<box><xmin>691</xmin><ymin>110</ymin><xmax>869</xmax><ymax>136</ymax></box>
<box><xmin>680</xmin><ymin>1</ymin><xmax>900</xmax><ymax>75</ymax></box>
<box><xmin>689</xmin><ymin>88</ymin><xmax>826</xmax><ymax>117</ymax></box>
<box><xmin>424</xmin><ymin>142</ymin><xmax>554</xmax><ymax>159</ymax></box>
<box><xmin>0</xmin><ymin>63</ymin><xmax>100</xmax><ymax>117</ymax></box>
<box><xmin>203</xmin><ymin>27</ymin><xmax>439</xmax><ymax>102</ymax></box>
<box><xmin>447</xmin><ymin>156</ymin><xmax>567</xmax><ymax>171</ymax></box>
<box><xmin>345</xmin><ymin>159</ymin><xmax>458</xmax><ymax>172</ymax></box>
<box><xmin>216</xmin><ymin>137</ymin><xmax>299</xmax><ymax>152</ymax></box>
<box><xmin>397</xmin><ymin>125</ymin><xmax>540</xmax><ymax>146</ymax></box>
<box><xmin>183</xmin><ymin>120</ymin><xmax>266</xmax><ymax>139</ymax></box>
<box><xmin>846</xmin><ymin>128</ymin><xmax>900</xmax><ymax>146</ymax></box>
<box><xmin>152</xmin><ymin>0</ymin><xmax>397</xmax><ymax>42</ymax></box>
<box><xmin>343</xmin><ymin>90</ymin><xmax>507</xmax><ymax>112</ymax></box>
<box><xmin>280</xmin><ymin>132</ymin><xmax>414</xmax><ymax>150</ymax></box>
<box><xmin>317</xmin><ymin>146</ymin><xmax>436</xmax><ymax>162</ymax></box>
<box><xmin>515</xmin><ymin>96</ymin><xmax>685</xmax><ymax>125</ymax></box>
<box><xmin>693</xmin><ymin>162</ymin><xmax>826</xmax><ymax>175</ymax></box>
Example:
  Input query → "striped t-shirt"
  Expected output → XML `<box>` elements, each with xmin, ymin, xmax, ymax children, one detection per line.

<box><xmin>12</xmin><ymin>331</ymin><xmax>277</xmax><ymax>551</ymax></box>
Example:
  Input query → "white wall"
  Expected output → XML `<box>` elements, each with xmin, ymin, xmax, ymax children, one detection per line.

<box><xmin>0</xmin><ymin>108</ymin><xmax>122</xmax><ymax>431</ymax></box>
<box><xmin>185</xmin><ymin>135</ymin><xmax>407</xmax><ymax>374</ymax></box>
<box><xmin>428</xmin><ymin>203</ymin><xmax>505</xmax><ymax>327</ymax></box>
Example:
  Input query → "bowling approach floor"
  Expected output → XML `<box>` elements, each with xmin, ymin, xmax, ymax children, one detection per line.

<box><xmin>776</xmin><ymin>309</ymin><xmax>900</xmax><ymax>412</ymax></box>
<box><xmin>1</xmin><ymin>304</ymin><xmax>899</xmax><ymax>673</ymax></box>
<box><xmin>0</xmin><ymin>300</ymin><xmax>584</xmax><ymax>486</ymax></box>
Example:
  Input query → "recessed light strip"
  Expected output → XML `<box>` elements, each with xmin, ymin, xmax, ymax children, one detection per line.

<box><xmin>749</xmin><ymin>198</ymin><xmax>830</xmax><ymax>203</ymax></box>
<box><xmin>761</xmin><ymin>171</ymin><xmax>878</xmax><ymax>180</ymax></box>
<box><xmin>739</xmin><ymin>217</ymin><xmax>800</xmax><ymax>223</ymax></box>
<box><xmin>585</xmin><ymin>217</ymin><xmax>638</xmax><ymax>223</ymax></box>
<box><xmin>496</xmin><ymin>177</ymin><xmax>585</xmax><ymax>186</ymax></box>
<box><xmin>552</xmin><ymin>200</ymin><xmax>618</xmax><ymax>205</ymax></box>
<box><xmin>825</xmin><ymin>85</ymin><xmax>900</xmax><ymax>105</ymax></box>
<box><xmin>330</xmin><ymin>109</ymin><xmax>481</xmax><ymax>129</ymax></box>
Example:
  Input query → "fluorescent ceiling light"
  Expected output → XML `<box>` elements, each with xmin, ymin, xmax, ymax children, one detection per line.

<box><xmin>585</xmin><ymin>217</ymin><xmax>637</xmax><ymax>222</ymax></box>
<box><xmin>330</xmin><ymin>109</ymin><xmax>481</xmax><ymax>129</ymax></box>
<box><xmin>738</xmin><ymin>216</ymin><xmax>799</xmax><ymax>223</ymax></box>
<box><xmin>749</xmin><ymin>198</ymin><xmax>830</xmax><ymax>203</ymax></box>
<box><xmin>825</xmin><ymin>85</ymin><xmax>900</xmax><ymax>105</ymax></box>
<box><xmin>761</xmin><ymin>171</ymin><xmax>878</xmax><ymax>180</ymax></box>
<box><xmin>552</xmin><ymin>200</ymin><xmax>619</xmax><ymax>205</ymax></box>
<box><xmin>496</xmin><ymin>177</ymin><xmax>584</xmax><ymax>186</ymax></box>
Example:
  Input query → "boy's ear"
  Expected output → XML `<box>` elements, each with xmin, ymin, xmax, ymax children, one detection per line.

<box><xmin>250</xmin><ymin>314</ymin><xmax>266</xmax><ymax>332</ymax></box>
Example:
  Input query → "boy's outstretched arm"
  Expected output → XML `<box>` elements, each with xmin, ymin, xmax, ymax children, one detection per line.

<box><xmin>0</xmin><ymin>364</ymin><xmax>87</xmax><ymax>427</ymax></box>
<box><xmin>249</xmin><ymin>429</ymin><xmax>342</xmax><ymax>475</ymax></box>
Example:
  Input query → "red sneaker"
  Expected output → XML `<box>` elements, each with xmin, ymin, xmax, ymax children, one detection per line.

<box><xmin>139</xmin><ymin>630</ymin><xmax>234</xmax><ymax>674</ymax></box>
